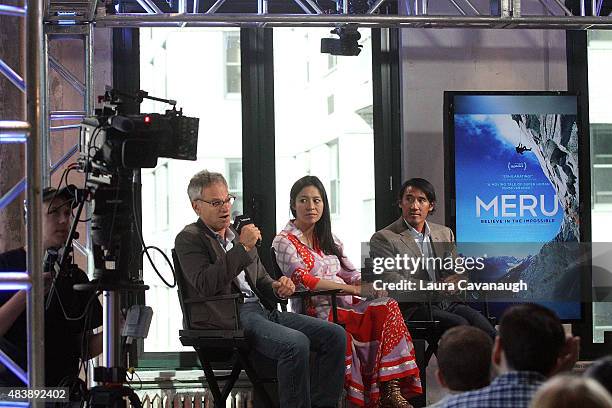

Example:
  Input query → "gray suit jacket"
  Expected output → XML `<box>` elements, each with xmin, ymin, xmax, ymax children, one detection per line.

<box><xmin>369</xmin><ymin>217</ymin><xmax>457</xmax><ymax>282</ymax></box>
<box><xmin>174</xmin><ymin>218</ymin><xmax>278</xmax><ymax>330</ymax></box>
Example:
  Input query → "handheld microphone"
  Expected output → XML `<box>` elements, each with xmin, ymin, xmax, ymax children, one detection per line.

<box><xmin>233</xmin><ymin>215</ymin><xmax>261</xmax><ymax>247</ymax></box>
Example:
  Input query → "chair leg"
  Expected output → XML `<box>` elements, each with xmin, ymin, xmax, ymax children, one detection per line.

<box><xmin>424</xmin><ymin>341</ymin><xmax>437</xmax><ymax>366</ymax></box>
<box><xmin>220</xmin><ymin>357</ymin><xmax>243</xmax><ymax>401</ymax></box>
<box><xmin>201</xmin><ymin>360</ymin><xmax>224</xmax><ymax>408</ymax></box>
<box><xmin>199</xmin><ymin>351</ymin><xmax>244</xmax><ymax>408</ymax></box>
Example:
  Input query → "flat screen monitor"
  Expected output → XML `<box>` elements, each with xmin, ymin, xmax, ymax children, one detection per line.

<box><xmin>444</xmin><ymin>92</ymin><xmax>584</xmax><ymax>322</ymax></box>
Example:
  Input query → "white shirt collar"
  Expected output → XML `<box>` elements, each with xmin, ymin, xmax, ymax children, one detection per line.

<box><xmin>203</xmin><ymin>223</ymin><xmax>235</xmax><ymax>245</ymax></box>
<box><xmin>403</xmin><ymin>218</ymin><xmax>431</xmax><ymax>239</ymax></box>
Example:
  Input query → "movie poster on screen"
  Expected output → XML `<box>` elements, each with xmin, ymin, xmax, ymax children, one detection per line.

<box><xmin>450</xmin><ymin>94</ymin><xmax>581</xmax><ymax>318</ymax></box>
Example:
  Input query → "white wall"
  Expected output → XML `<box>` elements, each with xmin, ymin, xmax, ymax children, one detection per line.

<box><xmin>400</xmin><ymin>28</ymin><xmax>568</xmax><ymax>224</ymax></box>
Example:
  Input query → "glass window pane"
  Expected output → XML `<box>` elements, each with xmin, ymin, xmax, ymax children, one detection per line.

<box><xmin>140</xmin><ymin>27</ymin><xmax>242</xmax><ymax>353</ymax></box>
<box><xmin>226</xmin><ymin>65</ymin><xmax>241</xmax><ymax>94</ymax></box>
<box><xmin>225</xmin><ymin>32</ymin><xmax>240</xmax><ymax>63</ymax></box>
<box><xmin>224</xmin><ymin>32</ymin><xmax>241</xmax><ymax>95</ymax></box>
<box><xmin>274</xmin><ymin>27</ymin><xmax>375</xmax><ymax>265</ymax></box>
<box><xmin>588</xmin><ymin>31</ymin><xmax>612</xmax><ymax>343</ymax></box>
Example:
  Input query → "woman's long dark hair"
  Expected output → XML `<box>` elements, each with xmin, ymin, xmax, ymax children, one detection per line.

<box><xmin>290</xmin><ymin>175</ymin><xmax>354</xmax><ymax>271</ymax></box>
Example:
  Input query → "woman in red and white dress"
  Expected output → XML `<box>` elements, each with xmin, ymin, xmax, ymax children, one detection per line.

<box><xmin>272</xmin><ymin>176</ymin><xmax>422</xmax><ymax>408</ymax></box>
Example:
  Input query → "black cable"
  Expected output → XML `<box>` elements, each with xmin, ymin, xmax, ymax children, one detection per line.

<box><xmin>51</xmin><ymin>279</ymin><xmax>102</xmax><ymax>321</ymax></box>
<box><xmin>140</xmin><ymin>246</ymin><xmax>175</xmax><ymax>287</ymax></box>
<box><xmin>130</xmin><ymin>178</ymin><xmax>176</xmax><ymax>288</ymax></box>
<box><xmin>46</xmin><ymin>164</ymin><xmax>76</xmax><ymax>213</ymax></box>
<box><xmin>87</xmin><ymin>125</ymin><xmax>104</xmax><ymax>162</ymax></box>
<box><xmin>51</xmin><ymin>283</ymin><xmax>100</xmax><ymax>407</ymax></box>
<box><xmin>129</xmin><ymin>371</ymin><xmax>142</xmax><ymax>390</ymax></box>
<box><xmin>45</xmin><ymin>171</ymin><xmax>80</xmax><ymax>312</ymax></box>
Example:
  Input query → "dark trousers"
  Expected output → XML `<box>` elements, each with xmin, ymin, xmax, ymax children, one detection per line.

<box><xmin>239</xmin><ymin>302</ymin><xmax>346</xmax><ymax>408</ymax></box>
<box><xmin>404</xmin><ymin>302</ymin><xmax>497</xmax><ymax>338</ymax></box>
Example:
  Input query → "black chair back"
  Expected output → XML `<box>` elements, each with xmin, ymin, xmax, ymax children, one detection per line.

<box><xmin>269</xmin><ymin>247</ymin><xmax>284</xmax><ymax>281</ymax></box>
<box><xmin>171</xmin><ymin>249</ymin><xmax>191</xmax><ymax>329</ymax></box>
<box><xmin>171</xmin><ymin>248</ymin><xmax>278</xmax><ymax>407</ymax></box>
<box><xmin>270</xmin><ymin>247</ymin><xmax>290</xmax><ymax>311</ymax></box>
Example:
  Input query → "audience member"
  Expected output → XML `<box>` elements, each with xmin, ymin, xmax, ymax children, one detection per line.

<box><xmin>529</xmin><ymin>375</ymin><xmax>612</xmax><ymax>408</ymax></box>
<box><xmin>174</xmin><ymin>170</ymin><xmax>346</xmax><ymax>408</ymax></box>
<box><xmin>585</xmin><ymin>355</ymin><xmax>612</xmax><ymax>396</ymax></box>
<box><xmin>427</xmin><ymin>326</ymin><xmax>493</xmax><ymax>407</ymax></box>
<box><xmin>369</xmin><ymin>178</ymin><xmax>496</xmax><ymax>338</ymax></box>
<box><xmin>439</xmin><ymin>303</ymin><xmax>579</xmax><ymax>408</ymax></box>
<box><xmin>273</xmin><ymin>175</ymin><xmax>421</xmax><ymax>408</ymax></box>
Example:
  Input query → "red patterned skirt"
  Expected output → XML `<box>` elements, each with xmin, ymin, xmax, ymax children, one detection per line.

<box><xmin>333</xmin><ymin>297</ymin><xmax>422</xmax><ymax>407</ymax></box>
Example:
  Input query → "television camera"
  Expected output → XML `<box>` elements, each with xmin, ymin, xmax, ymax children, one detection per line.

<box><xmin>80</xmin><ymin>89</ymin><xmax>199</xmax><ymax>174</ymax></box>
<box><xmin>320</xmin><ymin>24</ymin><xmax>363</xmax><ymax>56</ymax></box>
<box><xmin>53</xmin><ymin>89</ymin><xmax>199</xmax><ymax>407</ymax></box>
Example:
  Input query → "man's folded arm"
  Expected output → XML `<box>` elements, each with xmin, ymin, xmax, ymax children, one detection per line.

<box><xmin>174</xmin><ymin>231</ymin><xmax>252</xmax><ymax>297</ymax></box>
<box><xmin>368</xmin><ymin>232</ymin><xmax>429</xmax><ymax>300</ymax></box>
<box><xmin>369</xmin><ymin>232</ymin><xmax>410</xmax><ymax>284</ymax></box>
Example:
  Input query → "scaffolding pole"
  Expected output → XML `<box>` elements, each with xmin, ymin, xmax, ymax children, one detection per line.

<box><xmin>25</xmin><ymin>0</ymin><xmax>46</xmax><ymax>397</ymax></box>
<box><xmin>94</xmin><ymin>13</ymin><xmax>612</xmax><ymax>29</ymax></box>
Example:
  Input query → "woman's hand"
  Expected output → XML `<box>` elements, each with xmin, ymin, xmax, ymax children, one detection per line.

<box><xmin>360</xmin><ymin>282</ymin><xmax>388</xmax><ymax>299</ymax></box>
<box><xmin>340</xmin><ymin>284</ymin><xmax>365</xmax><ymax>296</ymax></box>
<box><xmin>273</xmin><ymin>276</ymin><xmax>296</xmax><ymax>298</ymax></box>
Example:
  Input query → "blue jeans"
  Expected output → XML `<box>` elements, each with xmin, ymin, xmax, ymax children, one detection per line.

<box><xmin>239</xmin><ymin>302</ymin><xmax>346</xmax><ymax>408</ymax></box>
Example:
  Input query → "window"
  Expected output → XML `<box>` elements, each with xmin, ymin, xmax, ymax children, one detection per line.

<box><xmin>226</xmin><ymin>158</ymin><xmax>244</xmax><ymax>218</ymax></box>
<box><xmin>328</xmin><ymin>140</ymin><xmax>339</xmax><ymax>215</ymax></box>
<box><xmin>133</xmin><ymin>25</ymin><xmax>397</xmax><ymax>368</ymax></box>
<box><xmin>274</xmin><ymin>27</ymin><xmax>375</xmax><ymax>264</ymax></box>
<box><xmin>140</xmin><ymin>27</ymin><xmax>242</xmax><ymax>354</ymax></box>
<box><xmin>154</xmin><ymin>162</ymin><xmax>169</xmax><ymax>230</ymax></box>
<box><xmin>224</xmin><ymin>31</ymin><xmax>241</xmax><ymax>95</ymax></box>
<box><xmin>591</xmin><ymin>124</ymin><xmax>612</xmax><ymax>206</ymax></box>
<box><xmin>328</xmin><ymin>54</ymin><xmax>337</xmax><ymax>70</ymax></box>
<box><xmin>588</xmin><ymin>31</ymin><xmax>612</xmax><ymax>343</ymax></box>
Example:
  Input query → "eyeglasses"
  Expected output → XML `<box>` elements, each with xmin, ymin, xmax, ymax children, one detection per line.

<box><xmin>196</xmin><ymin>195</ymin><xmax>236</xmax><ymax>208</ymax></box>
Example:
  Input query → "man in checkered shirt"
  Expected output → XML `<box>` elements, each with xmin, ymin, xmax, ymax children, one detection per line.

<box><xmin>438</xmin><ymin>303</ymin><xmax>579</xmax><ymax>408</ymax></box>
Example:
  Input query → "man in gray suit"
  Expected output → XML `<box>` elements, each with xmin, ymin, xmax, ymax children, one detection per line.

<box><xmin>370</xmin><ymin>178</ymin><xmax>496</xmax><ymax>338</ymax></box>
<box><xmin>174</xmin><ymin>170</ymin><xmax>346</xmax><ymax>408</ymax></box>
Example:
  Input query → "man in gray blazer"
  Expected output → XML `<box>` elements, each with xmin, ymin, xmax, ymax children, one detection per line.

<box><xmin>370</xmin><ymin>178</ymin><xmax>496</xmax><ymax>338</ymax></box>
<box><xmin>174</xmin><ymin>170</ymin><xmax>346</xmax><ymax>408</ymax></box>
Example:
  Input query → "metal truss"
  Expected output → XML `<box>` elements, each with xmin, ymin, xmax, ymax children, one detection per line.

<box><xmin>42</xmin><ymin>23</ymin><xmax>95</xmax><ymax>272</ymax></box>
<box><xmin>0</xmin><ymin>0</ymin><xmax>46</xmax><ymax>399</ymax></box>
<box><xmin>93</xmin><ymin>13</ymin><xmax>612</xmax><ymax>29</ymax></box>
<box><xmin>1</xmin><ymin>0</ymin><xmax>93</xmax><ymax>398</ymax></box>
<box><xmin>41</xmin><ymin>0</ymin><xmax>612</xmax><ymax>29</ymax></box>
<box><xmin>43</xmin><ymin>24</ymin><xmax>95</xmax><ymax>188</ymax></box>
